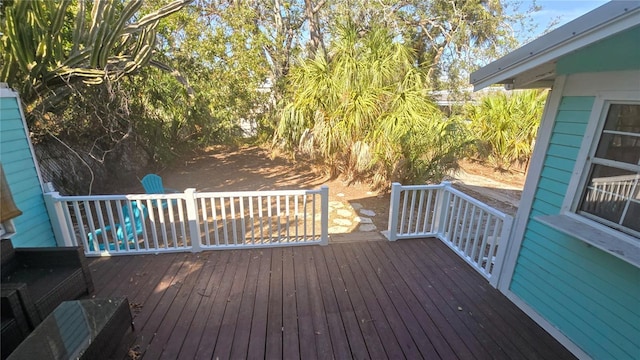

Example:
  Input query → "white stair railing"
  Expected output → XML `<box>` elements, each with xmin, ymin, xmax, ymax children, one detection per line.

<box><xmin>44</xmin><ymin>186</ymin><xmax>329</xmax><ymax>256</ymax></box>
<box><xmin>385</xmin><ymin>182</ymin><xmax>513</xmax><ymax>287</ymax></box>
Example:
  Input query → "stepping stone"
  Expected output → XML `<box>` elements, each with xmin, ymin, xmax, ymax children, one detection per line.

<box><xmin>329</xmin><ymin>226</ymin><xmax>349</xmax><ymax>233</ymax></box>
<box><xmin>329</xmin><ymin>201</ymin><xmax>344</xmax><ymax>209</ymax></box>
<box><xmin>359</xmin><ymin>209</ymin><xmax>376</xmax><ymax>217</ymax></box>
<box><xmin>336</xmin><ymin>209</ymin><xmax>353</xmax><ymax>217</ymax></box>
<box><xmin>333</xmin><ymin>218</ymin><xmax>352</xmax><ymax>226</ymax></box>
<box><xmin>350</xmin><ymin>203</ymin><xmax>363</xmax><ymax>210</ymax></box>
<box><xmin>354</xmin><ymin>216</ymin><xmax>373</xmax><ymax>224</ymax></box>
<box><xmin>359</xmin><ymin>224</ymin><xmax>377</xmax><ymax>232</ymax></box>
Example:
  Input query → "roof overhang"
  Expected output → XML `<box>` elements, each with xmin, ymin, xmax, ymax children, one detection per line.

<box><xmin>470</xmin><ymin>1</ymin><xmax>640</xmax><ymax>91</ymax></box>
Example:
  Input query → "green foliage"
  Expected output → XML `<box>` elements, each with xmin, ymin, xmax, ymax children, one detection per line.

<box><xmin>1</xmin><ymin>0</ymin><xmax>192</xmax><ymax>126</ymax></box>
<box><xmin>275</xmin><ymin>22</ymin><xmax>470</xmax><ymax>186</ymax></box>
<box><xmin>464</xmin><ymin>89</ymin><xmax>547</xmax><ymax>170</ymax></box>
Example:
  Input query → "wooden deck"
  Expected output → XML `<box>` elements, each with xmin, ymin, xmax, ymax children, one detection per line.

<box><xmin>88</xmin><ymin>238</ymin><xmax>576</xmax><ymax>359</ymax></box>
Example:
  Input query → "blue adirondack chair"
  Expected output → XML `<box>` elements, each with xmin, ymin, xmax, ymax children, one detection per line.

<box><xmin>141</xmin><ymin>174</ymin><xmax>179</xmax><ymax>208</ymax></box>
<box><xmin>88</xmin><ymin>202</ymin><xmax>148</xmax><ymax>251</ymax></box>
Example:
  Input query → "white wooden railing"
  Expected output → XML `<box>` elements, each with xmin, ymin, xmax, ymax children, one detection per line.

<box><xmin>385</xmin><ymin>182</ymin><xmax>513</xmax><ymax>287</ymax></box>
<box><xmin>44</xmin><ymin>187</ymin><xmax>329</xmax><ymax>256</ymax></box>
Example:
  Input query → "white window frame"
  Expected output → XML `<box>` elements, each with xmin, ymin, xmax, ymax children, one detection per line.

<box><xmin>558</xmin><ymin>90</ymin><xmax>640</xmax><ymax>266</ymax></box>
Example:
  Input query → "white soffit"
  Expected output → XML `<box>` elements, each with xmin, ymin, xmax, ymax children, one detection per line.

<box><xmin>470</xmin><ymin>1</ymin><xmax>640</xmax><ymax>91</ymax></box>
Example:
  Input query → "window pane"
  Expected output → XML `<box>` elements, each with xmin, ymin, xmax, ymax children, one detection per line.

<box><xmin>595</xmin><ymin>104</ymin><xmax>640</xmax><ymax>165</ymax></box>
<box><xmin>622</xmin><ymin>201</ymin><xmax>640</xmax><ymax>233</ymax></box>
<box><xmin>579</xmin><ymin>165</ymin><xmax>638</xmax><ymax>225</ymax></box>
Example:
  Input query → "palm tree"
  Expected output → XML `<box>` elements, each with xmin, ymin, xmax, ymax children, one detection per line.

<box><xmin>465</xmin><ymin>90</ymin><xmax>547</xmax><ymax>170</ymax></box>
<box><xmin>275</xmin><ymin>21</ymin><xmax>469</xmax><ymax>186</ymax></box>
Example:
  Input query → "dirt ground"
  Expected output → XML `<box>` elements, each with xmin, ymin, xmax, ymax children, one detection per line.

<box><xmin>131</xmin><ymin>145</ymin><xmax>525</xmax><ymax>237</ymax></box>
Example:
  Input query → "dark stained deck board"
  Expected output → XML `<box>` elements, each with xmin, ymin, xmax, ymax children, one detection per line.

<box><xmin>291</xmin><ymin>247</ymin><xmax>319</xmax><ymax>360</ymax></box>
<box><xmin>212</xmin><ymin>248</ymin><xmax>252</xmax><ymax>359</ymax></box>
<box><xmin>373</xmin><ymin>241</ymin><xmax>479</xmax><ymax>359</ymax></box>
<box><xmin>359</xmin><ymin>242</ymin><xmax>443</xmax><ymax>358</ymax></box>
<box><xmin>160</xmin><ymin>252</ymin><xmax>221</xmax><ymax>360</ymax></box>
<box><xmin>312</xmin><ymin>245</ymin><xmax>352</xmax><ymax>359</ymax></box>
<box><xmin>366</xmin><ymin>241</ymin><xmax>471</xmax><ymax>359</ymax></box>
<box><xmin>391</xmin><ymin>240</ymin><xmax>516</xmax><ymax>358</ymax></box>
<box><xmin>329</xmin><ymin>245</ymin><xmax>387</xmax><ymax>359</ymax></box>
<box><xmin>281</xmin><ymin>247</ymin><xmax>300</xmax><ymax>359</ymax></box>
<box><xmin>341</xmin><ymin>244</ymin><xmax>423</xmax><ymax>359</ymax></box>
<box><xmin>229</xmin><ymin>249</ymin><xmax>262</xmax><ymax>359</ymax></box>
<box><xmin>88</xmin><ymin>239</ymin><xmax>577</xmax><ymax>360</ymax></box>
<box><xmin>195</xmin><ymin>250</ymin><xmax>243</xmax><ymax>359</ymax></box>
<box><xmin>266</xmin><ymin>247</ymin><xmax>284</xmax><ymax>359</ymax></box>
<box><xmin>338</xmin><ymin>244</ymin><xmax>406</xmax><ymax>360</ymax></box>
<box><xmin>302</xmin><ymin>243</ymin><xmax>334</xmax><ymax>359</ymax></box>
<box><xmin>136</xmin><ymin>253</ymin><xmax>196</xmax><ymax>356</ymax></box>
<box><xmin>421</xmin><ymin>240</ymin><xmax>573</xmax><ymax>359</ymax></box>
<box><xmin>143</xmin><ymin>255</ymin><xmax>206</xmax><ymax>359</ymax></box>
<box><xmin>323</xmin><ymin>245</ymin><xmax>370</xmax><ymax>359</ymax></box>
<box><xmin>177</xmin><ymin>250</ymin><xmax>234</xmax><ymax>359</ymax></box>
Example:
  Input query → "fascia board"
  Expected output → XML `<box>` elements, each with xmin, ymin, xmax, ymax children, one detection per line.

<box><xmin>470</xmin><ymin>2</ymin><xmax>640</xmax><ymax>91</ymax></box>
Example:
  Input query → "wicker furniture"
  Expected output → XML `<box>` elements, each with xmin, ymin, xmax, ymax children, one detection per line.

<box><xmin>1</xmin><ymin>284</ymin><xmax>31</xmax><ymax>359</ymax></box>
<box><xmin>0</xmin><ymin>239</ymin><xmax>94</xmax><ymax>358</ymax></box>
<box><xmin>8</xmin><ymin>298</ymin><xmax>133</xmax><ymax>360</ymax></box>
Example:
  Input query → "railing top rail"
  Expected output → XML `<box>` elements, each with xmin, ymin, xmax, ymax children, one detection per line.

<box><xmin>445</xmin><ymin>186</ymin><xmax>509</xmax><ymax>220</ymax></box>
<box><xmin>46</xmin><ymin>193</ymin><xmax>177</xmax><ymax>201</ymax></box>
<box><xmin>195</xmin><ymin>188</ymin><xmax>323</xmax><ymax>198</ymax></box>
<box><xmin>46</xmin><ymin>188</ymin><xmax>326</xmax><ymax>202</ymax></box>
<box><xmin>395</xmin><ymin>183</ymin><xmax>446</xmax><ymax>191</ymax></box>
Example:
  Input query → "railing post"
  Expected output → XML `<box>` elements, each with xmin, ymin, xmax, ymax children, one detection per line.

<box><xmin>387</xmin><ymin>182</ymin><xmax>402</xmax><ymax>241</ymax></box>
<box><xmin>320</xmin><ymin>186</ymin><xmax>329</xmax><ymax>246</ymax></box>
<box><xmin>184</xmin><ymin>188</ymin><xmax>202</xmax><ymax>252</ymax></box>
<box><xmin>433</xmin><ymin>181</ymin><xmax>452</xmax><ymax>239</ymax></box>
<box><xmin>43</xmin><ymin>191</ymin><xmax>74</xmax><ymax>247</ymax></box>
<box><xmin>489</xmin><ymin>214</ymin><xmax>514</xmax><ymax>288</ymax></box>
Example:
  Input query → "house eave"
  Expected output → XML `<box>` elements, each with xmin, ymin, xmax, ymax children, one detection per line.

<box><xmin>470</xmin><ymin>1</ymin><xmax>640</xmax><ymax>91</ymax></box>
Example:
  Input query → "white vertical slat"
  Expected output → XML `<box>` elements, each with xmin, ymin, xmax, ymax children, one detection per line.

<box><xmin>146</xmin><ymin>199</ymin><xmax>160</xmax><ymax>250</ymax></box>
<box><xmin>220</xmin><ymin>197</ymin><xmax>229</xmax><ymax>245</ymax></box>
<box><xmin>248</xmin><ymin>196</ymin><xmax>255</xmax><ymax>244</ymax></box>
<box><xmin>201</xmin><ymin>198</ymin><xmax>210</xmax><ymax>246</ymax></box>
<box><xmin>210</xmin><ymin>197</ymin><xmax>220</xmax><ymax>246</ymax></box>
<box><xmin>240</xmin><ymin>196</ymin><xmax>247</xmax><ymax>243</ymax></box>
<box><xmin>415</xmin><ymin>190</ymin><xmax>426</xmax><ymax>234</ymax></box>
<box><xmin>230</xmin><ymin>196</ymin><xmax>238</xmax><ymax>245</ymax></box>
<box><xmin>177</xmin><ymin>200</ymin><xmax>188</xmax><ymax>248</ymax></box>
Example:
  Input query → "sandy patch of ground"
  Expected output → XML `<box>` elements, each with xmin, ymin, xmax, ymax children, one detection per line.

<box><xmin>133</xmin><ymin>146</ymin><xmax>525</xmax><ymax>239</ymax></box>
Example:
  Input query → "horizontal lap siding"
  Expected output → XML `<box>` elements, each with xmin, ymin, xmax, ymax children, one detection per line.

<box><xmin>510</xmin><ymin>96</ymin><xmax>640</xmax><ymax>360</ymax></box>
<box><xmin>0</xmin><ymin>96</ymin><xmax>55</xmax><ymax>247</ymax></box>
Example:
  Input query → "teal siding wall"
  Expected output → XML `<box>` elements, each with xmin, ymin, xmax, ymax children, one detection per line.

<box><xmin>557</xmin><ymin>25</ymin><xmax>640</xmax><ymax>75</ymax></box>
<box><xmin>511</xmin><ymin>96</ymin><xmax>640</xmax><ymax>359</ymax></box>
<box><xmin>0</xmin><ymin>95</ymin><xmax>56</xmax><ymax>247</ymax></box>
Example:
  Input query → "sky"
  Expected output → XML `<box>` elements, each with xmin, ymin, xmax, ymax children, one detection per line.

<box><xmin>527</xmin><ymin>0</ymin><xmax>609</xmax><ymax>38</ymax></box>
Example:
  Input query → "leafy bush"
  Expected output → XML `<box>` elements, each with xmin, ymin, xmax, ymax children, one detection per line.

<box><xmin>274</xmin><ymin>22</ymin><xmax>470</xmax><ymax>188</ymax></box>
<box><xmin>464</xmin><ymin>89</ymin><xmax>547</xmax><ymax>170</ymax></box>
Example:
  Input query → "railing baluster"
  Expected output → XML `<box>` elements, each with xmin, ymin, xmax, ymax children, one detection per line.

<box><xmin>167</xmin><ymin>199</ymin><xmax>177</xmax><ymax>248</ymax></box>
<box><xmin>177</xmin><ymin>200</ymin><xmax>187</xmax><ymax>248</ymax></box>
<box><xmin>276</xmin><ymin>195</ymin><xmax>282</xmax><ymax>243</ymax></box>
<box><xmin>423</xmin><ymin>189</ymin><xmax>434</xmax><ymax>233</ymax></box>
<box><xmin>230</xmin><ymin>196</ymin><xmax>238</xmax><ymax>245</ymax></box>
<box><xmin>240</xmin><ymin>196</ymin><xmax>247</xmax><ymax>244</ymax></box>
<box><xmin>211</xmin><ymin>197</ymin><xmax>220</xmax><ymax>246</ymax></box>
<box><xmin>248</xmin><ymin>197</ymin><xmax>255</xmax><ymax>244</ymax></box>
<box><xmin>258</xmin><ymin>195</ymin><xmax>264</xmax><ymax>243</ymax></box>
<box><xmin>201</xmin><ymin>198</ymin><xmax>210</xmax><ymax>246</ymax></box>
<box><xmin>221</xmin><ymin>197</ymin><xmax>229</xmax><ymax>245</ymax></box>
<box><xmin>285</xmin><ymin>195</ymin><xmax>290</xmax><ymax>242</ymax></box>
<box><xmin>400</xmin><ymin>189</ymin><xmax>409</xmax><ymax>234</ymax></box>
